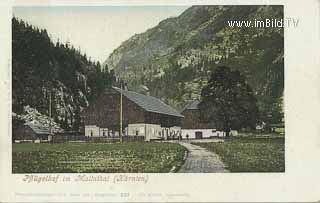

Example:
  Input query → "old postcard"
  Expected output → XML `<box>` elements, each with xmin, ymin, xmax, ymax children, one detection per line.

<box><xmin>0</xmin><ymin>0</ymin><xmax>320</xmax><ymax>202</ymax></box>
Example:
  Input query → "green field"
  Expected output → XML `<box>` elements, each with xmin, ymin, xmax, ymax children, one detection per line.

<box><xmin>193</xmin><ymin>137</ymin><xmax>285</xmax><ymax>172</ymax></box>
<box><xmin>12</xmin><ymin>142</ymin><xmax>186</xmax><ymax>173</ymax></box>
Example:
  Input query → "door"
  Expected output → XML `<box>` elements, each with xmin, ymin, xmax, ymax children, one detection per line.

<box><xmin>195</xmin><ymin>131</ymin><xmax>203</xmax><ymax>139</ymax></box>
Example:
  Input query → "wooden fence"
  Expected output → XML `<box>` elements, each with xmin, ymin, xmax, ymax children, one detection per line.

<box><xmin>52</xmin><ymin>135</ymin><xmax>145</xmax><ymax>143</ymax></box>
<box><xmin>122</xmin><ymin>135</ymin><xmax>145</xmax><ymax>142</ymax></box>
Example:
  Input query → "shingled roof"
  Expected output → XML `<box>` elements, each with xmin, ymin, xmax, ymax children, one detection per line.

<box><xmin>182</xmin><ymin>100</ymin><xmax>200</xmax><ymax>112</ymax></box>
<box><xmin>113</xmin><ymin>87</ymin><xmax>183</xmax><ymax>118</ymax></box>
<box><xmin>26</xmin><ymin>123</ymin><xmax>50</xmax><ymax>135</ymax></box>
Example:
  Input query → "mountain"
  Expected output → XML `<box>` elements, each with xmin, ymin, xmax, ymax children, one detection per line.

<box><xmin>12</xmin><ymin>17</ymin><xmax>115</xmax><ymax>131</ymax></box>
<box><xmin>104</xmin><ymin>5</ymin><xmax>284</xmax><ymax>124</ymax></box>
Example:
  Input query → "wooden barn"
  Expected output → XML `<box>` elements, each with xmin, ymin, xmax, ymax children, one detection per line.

<box><xmin>181</xmin><ymin>100</ymin><xmax>226</xmax><ymax>139</ymax></box>
<box><xmin>81</xmin><ymin>87</ymin><xmax>184</xmax><ymax>141</ymax></box>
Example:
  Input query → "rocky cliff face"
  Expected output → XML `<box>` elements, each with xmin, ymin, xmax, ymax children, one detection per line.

<box><xmin>104</xmin><ymin>6</ymin><xmax>284</xmax><ymax>116</ymax></box>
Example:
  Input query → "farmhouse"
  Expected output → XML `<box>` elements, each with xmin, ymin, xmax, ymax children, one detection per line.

<box><xmin>181</xmin><ymin>100</ymin><xmax>226</xmax><ymax>139</ymax></box>
<box><xmin>81</xmin><ymin>87</ymin><xmax>184</xmax><ymax>141</ymax></box>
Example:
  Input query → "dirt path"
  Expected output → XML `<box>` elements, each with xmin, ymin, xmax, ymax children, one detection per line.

<box><xmin>178</xmin><ymin>142</ymin><xmax>229</xmax><ymax>173</ymax></box>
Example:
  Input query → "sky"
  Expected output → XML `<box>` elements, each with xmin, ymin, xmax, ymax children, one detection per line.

<box><xmin>13</xmin><ymin>6</ymin><xmax>189</xmax><ymax>63</ymax></box>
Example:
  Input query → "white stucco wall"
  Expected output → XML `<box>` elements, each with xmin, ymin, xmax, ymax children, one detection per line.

<box><xmin>181</xmin><ymin>129</ymin><xmax>238</xmax><ymax>139</ymax></box>
<box><xmin>170</xmin><ymin>126</ymin><xmax>182</xmax><ymax>138</ymax></box>
<box><xmin>170</xmin><ymin>126</ymin><xmax>181</xmax><ymax>133</ymax></box>
<box><xmin>230</xmin><ymin>130</ymin><xmax>238</xmax><ymax>136</ymax></box>
<box><xmin>145</xmin><ymin>124</ymin><xmax>162</xmax><ymax>141</ymax></box>
<box><xmin>181</xmin><ymin>129</ymin><xmax>225</xmax><ymax>139</ymax></box>
<box><xmin>85</xmin><ymin>125</ymin><xmax>100</xmax><ymax>137</ymax></box>
<box><xmin>99</xmin><ymin>128</ymin><xmax>108</xmax><ymax>137</ymax></box>
<box><xmin>127</xmin><ymin>123</ymin><xmax>145</xmax><ymax>136</ymax></box>
<box><xmin>160</xmin><ymin>127</ymin><xmax>169</xmax><ymax>140</ymax></box>
<box><xmin>127</xmin><ymin>123</ymin><xmax>162</xmax><ymax>141</ymax></box>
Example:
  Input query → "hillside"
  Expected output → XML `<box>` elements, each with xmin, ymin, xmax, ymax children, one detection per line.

<box><xmin>12</xmin><ymin>17</ymin><xmax>115</xmax><ymax>131</ymax></box>
<box><xmin>104</xmin><ymin>5</ymin><xmax>284</xmax><ymax>124</ymax></box>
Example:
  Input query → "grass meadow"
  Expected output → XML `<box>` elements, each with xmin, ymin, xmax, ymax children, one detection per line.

<box><xmin>12</xmin><ymin>142</ymin><xmax>186</xmax><ymax>173</ymax></box>
<box><xmin>193</xmin><ymin>137</ymin><xmax>285</xmax><ymax>172</ymax></box>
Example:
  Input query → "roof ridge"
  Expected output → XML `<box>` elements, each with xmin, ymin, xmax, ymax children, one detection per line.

<box><xmin>114</xmin><ymin>86</ymin><xmax>163</xmax><ymax>101</ymax></box>
<box><xmin>112</xmin><ymin>87</ymin><xmax>183</xmax><ymax>117</ymax></box>
<box><xmin>182</xmin><ymin>100</ymin><xmax>200</xmax><ymax>112</ymax></box>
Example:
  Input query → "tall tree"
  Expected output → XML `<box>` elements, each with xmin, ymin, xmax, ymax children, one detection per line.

<box><xmin>200</xmin><ymin>66</ymin><xmax>259</xmax><ymax>136</ymax></box>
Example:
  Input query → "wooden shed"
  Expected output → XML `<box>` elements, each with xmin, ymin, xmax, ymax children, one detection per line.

<box><xmin>181</xmin><ymin>100</ymin><xmax>225</xmax><ymax>139</ymax></box>
<box><xmin>13</xmin><ymin>122</ymin><xmax>50</xmax><ymax>142</ymax></box>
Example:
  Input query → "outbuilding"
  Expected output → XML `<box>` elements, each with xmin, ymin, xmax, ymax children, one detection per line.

<box><xmin>13</xmin><ymin>122</ymin><xmax>50</xmax><ymax>142</ymax></box>
<box><xmin>181</xmin><ymin>100</ymin><xmax>226</xmax><ymax>139</ymax></box>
